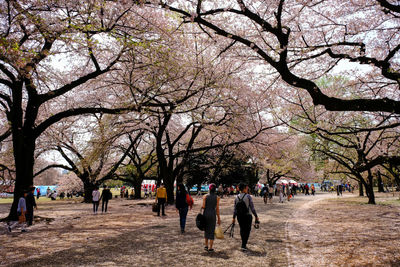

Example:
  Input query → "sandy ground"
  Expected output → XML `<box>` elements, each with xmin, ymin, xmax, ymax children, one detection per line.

<box><xmin>0</xmin><ymin>192</ymin><xmax>399</xmax><ymax>267</ymax></box>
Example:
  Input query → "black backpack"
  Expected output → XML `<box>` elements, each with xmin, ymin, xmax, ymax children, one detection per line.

<box><xmin>236</xmin><ymin>194</ymin><xmax>249</xmax><ymax>217</ymax></box>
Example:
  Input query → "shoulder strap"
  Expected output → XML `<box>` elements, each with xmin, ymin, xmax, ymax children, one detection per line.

<box><xmin>238</xmin><ymin>193</ymin><xmax>247</xmax><ymax>201</ymax></box>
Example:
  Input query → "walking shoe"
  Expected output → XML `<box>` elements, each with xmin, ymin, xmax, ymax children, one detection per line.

<box><xmin>208</xmin><ymin>248</ymin><xmax>214</xmax><ymax>252</ymax></box>
<box><xmin>21</xmin><ymin>229</ymin><xmax>27</xmax><ymax>233</ymax></box>
<box><xmin>204</xmin><ymin>246</ymin><xmax>208</xmax><ymax>251</ymax></box>
<box><xmin>241</xmin><ymin>247</ymin><xmax>248</xmax><ymax>252</ymax></box>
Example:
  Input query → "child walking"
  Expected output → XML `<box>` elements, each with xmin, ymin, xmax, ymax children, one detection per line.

<box><xmin>7</xmin><ymin>190</ymin><xmax>28</xmax><ymax>233</ymax></box>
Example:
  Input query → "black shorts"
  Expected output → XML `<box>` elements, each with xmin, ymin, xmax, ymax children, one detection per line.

<box><xmin>268</xmin><ymin>193</ymin><xmax>273</xmax><ymax>199</ymax></box>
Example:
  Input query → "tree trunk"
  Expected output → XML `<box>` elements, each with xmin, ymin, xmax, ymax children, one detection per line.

<box><xmin>366</xmin><ymin>184</ymin><xmax>376</xmax><ymax>204</ymax></box>
<box><xmin>358</xmin><ymin>181</ymin><xmax>364</xmax><ymax>196</ymax></box>
<box><xmin>164</xmin><ymin>175</ymin><xmax>175</xmax><ymax>204</ymax></box>
<box><xmin>83</xmin><ymin>182</ymin><xmax>96</xmax><ymax>203</ymax></box>
<box><xmin>367</xmin><ymin>173</ymin><xmax>376</xmax><ymax>204</ymax></box>
<box><xmin>8</xmin><ymin>135</ymin><xmax>35</xmax><ymax>220</ymax></box>
<box><xmin>377</xmin><ymin>171</ymin><xmax>384</xmax><ymax>193</ymax></box>
<box><xmin>133</xmin><ymin>178</ymin><xmax>143</xmax><ymax>199</ymax></box>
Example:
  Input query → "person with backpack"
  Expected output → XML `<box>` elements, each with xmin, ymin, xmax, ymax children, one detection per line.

<box><xmin>202</xmin><ymin>183</ymin><xmax>221</xmax><ymax>252</ymax></box>
<box><xmin>175</xmin><ymin>184</ymin><xmax>192</xmax><ymax>234</ymax></box>
<box><xmin>232</xmin><ymin>183</ymin><xmax>259</xmax><ymax>252</ymax></box>
<box><xmin>100</xmin><ymin>185</ymin><xmax>112</xmax><ymax>213</ymax></box>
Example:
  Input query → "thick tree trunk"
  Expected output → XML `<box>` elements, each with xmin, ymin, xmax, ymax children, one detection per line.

<box><xmin>377</xmin><ymin>171</ymin><xmax>385</xmax><ymax>193</ymax></box>
<box><xmin>358</xmin><ymin>181</ymin><xmax>364</xmax><ymax>196</ymax></box>
<box><xmin>165</xmin><ymin>175</ymin><xmax>175</xmax><ymax>205</ymax></box>
<box><xmin>133</xmin><ymin>178</ymin><xmax>143</xmax><ymax>199</ymax></box>
<box><xmin>366</xmin><ymin>186</ymin><xmax>376</xmax><ymax>204</ymax></box>
<box><xmin>83</xmin><ymin>182</ymin><xmax>96</xmax><ymax>203</ymax></box>
<box><xmin>8</xmin><ymin>135</ymin><xmax>35</xmax><ymax>220</ymax></box>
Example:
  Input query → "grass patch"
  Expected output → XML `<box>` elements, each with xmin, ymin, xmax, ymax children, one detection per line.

<box><xmin>0</xmin><ymin>197</ymin><xmax>84</xmax><ymax>204</ymax></box>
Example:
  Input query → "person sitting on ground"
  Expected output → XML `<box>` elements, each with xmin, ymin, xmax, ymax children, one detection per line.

<box><xmin>51</xmin><ymin>191</ymin><xmax>57</xmax><ymax>200</ymax></box>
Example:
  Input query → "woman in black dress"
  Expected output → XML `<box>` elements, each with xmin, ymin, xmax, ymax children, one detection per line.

<box><xmin>202</xmin><ymin>183</ymin><xmax>221</xmax><ymax>252</ymax></box>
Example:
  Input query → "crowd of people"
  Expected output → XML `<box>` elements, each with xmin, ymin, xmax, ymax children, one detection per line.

<box><xmin>7</xmin><ymin>180</ymin><xmax>356</xmax><ymax>252</ymax></box>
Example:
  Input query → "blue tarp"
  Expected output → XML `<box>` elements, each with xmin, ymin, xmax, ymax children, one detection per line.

<box><xmin>34</xmin><ymin>185</ymin><xmax>58</xmax><ymax>196</ymax></box>
<box><xmin>189</xmin><ymin>184</ymin><xmax>209</xmax><ymax>193</ymax></box>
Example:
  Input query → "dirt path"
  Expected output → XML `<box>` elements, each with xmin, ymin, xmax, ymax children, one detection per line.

<box><xmin>1</xmin><ymin>193</ymin><xmax>400</xmax><ymax>266</ymax></box>
<box><xmin>286</xmin><ymin>193</ymin><xmax>400</xmax><ymax>267</ymax></box>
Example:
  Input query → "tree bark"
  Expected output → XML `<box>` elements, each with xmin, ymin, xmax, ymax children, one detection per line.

<box><xmin>8</xmin><ymin>133</ymin><xmax>35</xmax><ymax>220</ymax></box>
<box><xmin>366</xmin><ymin>172</ymin><xmax>376</xmax><ymax>204</ymax></box>
<box><xmin>132</xmin><ymin>178</ymin><xmax>143</xmax><ymax>199</ymax></box>
<box><xmin>164</xmin><ymin>174</ymin><xmax>175</xmax><ymax>205</ymax></box>
<box><xmin>358</xmin><ymin>181</ymin><xmax>364</xmax><ymax>196</ymax></box>
<box><xmin>377</xmin><ymin>171</ymin><xmax>385</xmax><ymax>193</ymax></box>
<box><xmin>83</xmin><ymin>181</ymin><xmax>96</xmax><ymax>203</ymax></box>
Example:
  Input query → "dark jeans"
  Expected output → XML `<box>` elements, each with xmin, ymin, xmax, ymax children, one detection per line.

<box><xmin>238</xmin><ymin>214</ymin><xmax>252</xmax><ymax>248</ymax></box>
<box><xmin>26</xmin><ymin>209</ymin><xmax>34</xmax><ymax>226</ymax></box>
<box><xmin>157</xmin><ymin>198</ymin><xmax>166</xmax><ymax>216</ymax></box>
<box><xmin>178</xmin><ymin>207</ymin><xmax>188</xmax><ymax>230</ymax></box>
<box><xmin>93</xmin><ymin>201</ymin><xmax>99</xmax><ymax>213</ymax></box>
<box><xmin>102</xmin><ymin>199</ymin><xmax>109</xmax><ymax>212</ymax></box>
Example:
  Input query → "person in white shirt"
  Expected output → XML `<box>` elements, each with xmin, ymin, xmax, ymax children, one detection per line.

<box><xmin>92</xmin><ymin>187</ymin><xmax>100</xmax><ymax>214</ymax></box>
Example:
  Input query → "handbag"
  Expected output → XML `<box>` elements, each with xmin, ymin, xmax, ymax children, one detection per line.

<box><xmin>215</xmin><ymin>226</ymin><xmax>224</xmax><ymax>239</ymax></box>
<box><xmin>18</xmin><ymin>213</ymin><xmax>26</xmax><ymax>223</ymax></box>
<box><xmin>195</xmin><ymin>208</ymin><xmax>206</xmax><ymax>231</ymax></box>
<box><xmin>152</xmin><ymin>202</ymin><xmax>159</xmax><ymax>213</ymax></box>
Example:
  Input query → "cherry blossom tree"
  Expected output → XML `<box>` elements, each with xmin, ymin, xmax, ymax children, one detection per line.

<box><xmin>0</xmin><ymin>0</ymin><xmax>167</xmax><ymax>218</ymax></box>
<box><xmin>112</xmin><ymin>23</ymin><xmax>278</xmax><ymax>203</ymax></box>
<box><xmin>116</xmin><ymin>130</ymin><xmax>158</xmax><ymax>199</ymax></box>
<box><xmin>278</xmin><ymin>77</ymin><xmax>400</xmax><ymax>204</ymax></box>
<box><xmin>36</xmin><ymin>114</ymin><xmax>135</xmax><ymax>202</ymax></box>
<box><xmin>156</xmin><ymin>0</ymin><xmax>399</xmax><ymax>114</ymax></box>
